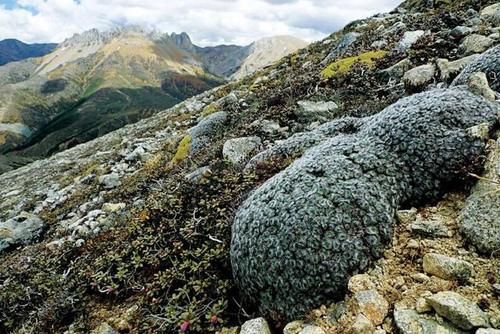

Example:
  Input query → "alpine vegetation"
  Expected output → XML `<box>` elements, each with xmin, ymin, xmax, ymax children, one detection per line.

<box><xmin>230</xmin><ymin>88</ymin><xmax>499</xmax><ymax>320</ymax></box>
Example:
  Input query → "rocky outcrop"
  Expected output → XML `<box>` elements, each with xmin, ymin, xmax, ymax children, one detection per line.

<box><xmin>230</xmin><ymin>36</ymin><xmax>308</xmax><ymax>80</ymax></box>
<box><xmin>231</xmin><ymin>88</ymin><xmax>499</xmax><ymax>320</ymax></box>
<box><xmin>395</xmin><ymin>30</ymin><xmax>427</xmax><ymax>53</ymax></box>
<box><xmin>427</xmin><ymin>292</ymin><xmax>490</xmax><ymax>330</ymax></box>
<box><xmin>0</xmin><ymin>212</ymin><xmax>45</xmax><ymax>252</ymax></box>
<box><xmin>295</xmin><ymin>100</ymin><xmax>339</xmax><ymax>122</ymax></box>
<box><xmin>223</xmin><ymin>137</ymin><xmax>262</xmax><ymax>167</ymax></box>
<box><xmin>321</xmin><ymin>32</ymin><xmax>360</xmax><ymax>65</ymax></box>
<box><xmin>458</xmin><ymin>138</ymin><xmax>500</xmax><ymax>255</ymax></box>
<box><xmin>187</xmin><ymin>111</ymin><xmax>229</xmax><ymax>155</ymax></box>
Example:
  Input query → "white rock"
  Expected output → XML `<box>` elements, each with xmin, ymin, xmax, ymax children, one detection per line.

<box><xmin>460</xmin><ymin>34</ymin><xmax>494</xmax><ymax>55</ymax></box>
<box><xmin>476</xmin><ymin>329</ymin><xmax>500</xmax><ymax>334</ymax></box>
<box><xmin>352</xmin><ymin>314</ymin><xmax>375</xmax><ymax>334</ymax></box>
<box><xmin>426</xmin><ymin>291</ymin><xmax>489</xmax><ymax>330</ymax></box>
<box><xmin>480</xmin><ymin>3</ymin><xmax>500</xmax><ymax>25</ymax></box>
<box><xmin>124</xmin><ymin>146</ymin><xmax>145</xmax><ymax>161</ymax></box>
<box><xmin>296</xmin><ymin>100</ymin><xmax>339</xmax><ymax>122</ymax></box>
<box><xmin>396</xmin><ymin>30</ymin><xmax>427</xmax><ymax>53</ymax></box>
<box><xmin>90</xmin><ymin>323</ymin><xmax>119</xmax><ymax>334</ymax></box>
<box><xmin>394</xmin><ymin>307</ymin><xmax>464</xmax><ymax>334</ymax></box>
<box><xmin>223</xmin><ymin>137</ymin><xmax>262</xmax><ymax>167</ymax></box>
<box><xmin>371</xmin><ymin>40</ymin><xmax>388</xmax><ymax>49</ymax></box>
<box><xmin>283</xmin><ymin>320</ymin><xmax>305</xmax><ymax>334</ymax></box>
<box><xmin>467</xmin><ymin>72</ymin><xmax>497</xmax><ymax>101</ymax></box>
<box><xmin>102</xmin><ymin>203</ymin><xmax>126</xmax><ymax>213</ymax></box>
<box><xmin>416</xmin><ymin>298</ymin><xmax>432</xmax><ymax>313</ymax></box>
<box><xmin>410</xmin><ymin>215</ymin><xmax>451</xmax><ymax>238</ymax></box>
<box><xmin>396</xmin><ymin>208</ymin><xmax>417</xmax><ymax>225</ymax></box>
<box><xmin>449</xmin><ymin>26</ymin><xmax>473</xmax><ymax>39</ymax></box>
<box><xmin>348</xmin><ymin>274</ymin><xmax>376</xmax><ymax>293</ymax></box>
<box><xmin>423</xmin><ymin>253</ymin><xmax>473</xmax><ymax>281</ymax></box>
<box><xmin>255</xmin><ymin>119</ymin><xmax>282</xmax><ymax>135</ymax></box>
<box><xmin>299</xmin><ymin>325</ymin><xmax>326</xmax><ymax>334</ymax></box>
<box><xmin>411</xmin><ymin>273</ymin><xmax>430</xmax><ymax>283</ymax></box>
<box><xmin>240</xmin><ymin>318</ymin><xmax>272</xmax><ymax>334</ymax></box>
<box><xmin>380</xmin><ymin>58</ymin><xmax>413</xmax><ymax>80</ymax></box>
<box><xmin>353</xmin><ymin>290</ymin><xmax>389</xmax><ymax>326</ymax></box>
<box><xmin>87</xmin><ymin>209</ymin><xmax>104</xmax><ymax>219</ymax></box>
<box><xmin>184</xmin><ymin>166</ymin><xmax>212</xmax><ymax>183</ymax></box>
<box><xmin>0</xmin><ymin>212</ymin><xmax>45</xmax><ymax>252</ymax></box>
<box><xmin>403</xmin><ymin>64</ymin><xmax>436</xmax><ymax>89</ymax></box>
<box><xmin>98</xmin><ymin>173</ymin><xmax>121</xmax><ymax>189</ymax></box>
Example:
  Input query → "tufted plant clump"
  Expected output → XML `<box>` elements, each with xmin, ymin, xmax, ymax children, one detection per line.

<box><xmin>230</xmin><ymin>88</ymin><xmax>499</xmax><ymax>321</ymax></box>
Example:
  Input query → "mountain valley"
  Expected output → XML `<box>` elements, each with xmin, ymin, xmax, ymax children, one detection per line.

<box><xmin>0</xmin><ymin>29</ymin><xmax>306</xmax><ymax>173</ymax></box>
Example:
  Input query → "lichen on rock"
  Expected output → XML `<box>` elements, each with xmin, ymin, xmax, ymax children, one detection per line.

<box><xmin>321</xmin><ymin>51</ymin><xmax>388</xmax><ymax>79</ymax></box>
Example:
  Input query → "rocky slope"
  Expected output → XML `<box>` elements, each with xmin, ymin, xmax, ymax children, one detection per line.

<box><xmin>229</xmin><ymin>36</ymin><xmax>309</xmax><ymax>80</ymax></box>
<box><xmin>193</xmin><ymin>35</ymin><xmax>308</xmax><ymax>80</ymax></box>
<box><xmin>0</xmin><ymin>29</ymin><xmax>305</xmax><ymax>174</ymax></box>
<box><xmin>0</xmin><ymin>0</ymin><xmax>499</xmax><ymax>334</ymax></box>
<box><xmin>0</xmin><ymin>39</ymin><xmax>57</xmax><ymax>66</ymax></box>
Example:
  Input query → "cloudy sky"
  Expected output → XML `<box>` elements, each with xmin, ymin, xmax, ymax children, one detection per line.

<box><xmin>0</xmin><ymin>0</ymin><xmax>402</xmax><ymax>46</ymax></box>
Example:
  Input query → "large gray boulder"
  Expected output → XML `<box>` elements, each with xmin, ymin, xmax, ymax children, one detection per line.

<box><xmin>231</xmin><ymin>88</ymin><xmax>499</xmax><ymax>320</ymax></box>
<box><xmin>240</xmin><ymin>318</ymin><xmax>272</xmax><ymax>334</ymax></box>
<box><xmin>403</xmin><ymin>64</ymin><xmax>436</xmax><ymax>89</ymax></box>
<box><xmin>395</xmin><ymin>30</ymin><xmax>427</xmax><ymax>53</ymax></box>
<box><xmin>480</xmin><ymin>3</ymin><xmax>500</xmax><ymax>25</ymax></box>
<box><xmin>458</xmin><ymin>138</ymin><xmax>500</xmax><ymax>255</ymax></box>
<box><xmin>459</xmin><ymin>34</ymin><xmax>494</xmax><ymax>55</ymax></box>
<box><xmin>188</xmin><ymin>111</ymin><xmax>229</xmax><ymax>154</ymax></box>
<box><xmin>321</xmin><ymin>32</ymin><xmax>360</xmax><ymax>65</ymax></box>
<box><xmin>394</xmin><ymin>308</ymin><xmax>466</xmax><ymax>334</ymax></box>
<box><xmin>426</xmin><ymin>292</ymin><xmax>489</xmax><ymax>330</ymax></box>
<box><xmin>223</xmin><ymin>136</ymin><xmax>262</xmax><ymax>167</ymax></box>
<box><xmin>296</xmin><ymin>100</ymin><xmax>339</xmax><ymax>123</ymax></box>
<box><xmin>0</xmin><ymin>212</ymin><xmax>45</xmax><ymax>252</ymax></box>
<box><xmin>98</xmin><ymin>173</ymin><xmax>121</xmax><ymax>189</ymax></box>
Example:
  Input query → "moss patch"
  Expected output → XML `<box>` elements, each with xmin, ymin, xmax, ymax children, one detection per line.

<box><xmin>171</xmin><ymin>135</ymin><xmax>192</xmax><ymax>164</ymax></box>
<box><xmin>201</xmin><ymin>103</ymin><xmax>219</xmax><ymax>118</ymax></box>
<box><xmin>321</xmin><ymin>50</ymin><xmax>389</xmax><ymax>79</ymax></box>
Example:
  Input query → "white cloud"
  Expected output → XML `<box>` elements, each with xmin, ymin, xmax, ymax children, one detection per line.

<box><xmin>0</xmin><ymin>0</ymin><xmax>402</xmax><ymax>46</ymax></box>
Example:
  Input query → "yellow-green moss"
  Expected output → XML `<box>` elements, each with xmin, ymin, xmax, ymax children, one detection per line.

<box><xmin>249</xmin><ymin>81</ymin><xmax>261</xmax><ymax>92</ymax></box>
<box><xmin>201</xmin><ymin>103</ymin><xmax>219</xmax><ymax>118</ymax></box>
<box><xmin>321</xmin><ymin>50</ymin><xmax>389</xmax><ymax>79</ymax></box>
<box><xmin>171</xmin><ymin>135</ymin><xmax>192</xmax><ymax>164</ymax></box>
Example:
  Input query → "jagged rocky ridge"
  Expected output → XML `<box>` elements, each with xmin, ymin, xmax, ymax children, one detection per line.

<box><xmin>0</xmin><ymin>0</ymin><xmax>499</xmax><ymax>333</ymax></box>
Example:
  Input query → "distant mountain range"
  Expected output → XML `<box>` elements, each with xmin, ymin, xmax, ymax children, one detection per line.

<box><xmin>0</xmin><ymin>39</ymin><xmax>57</xmax><ymax>66</ymax></box>
<box><xmin>0</xmin><ymin>28</ymin><xmax>307</xmax><ymax>173</ymax></box>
